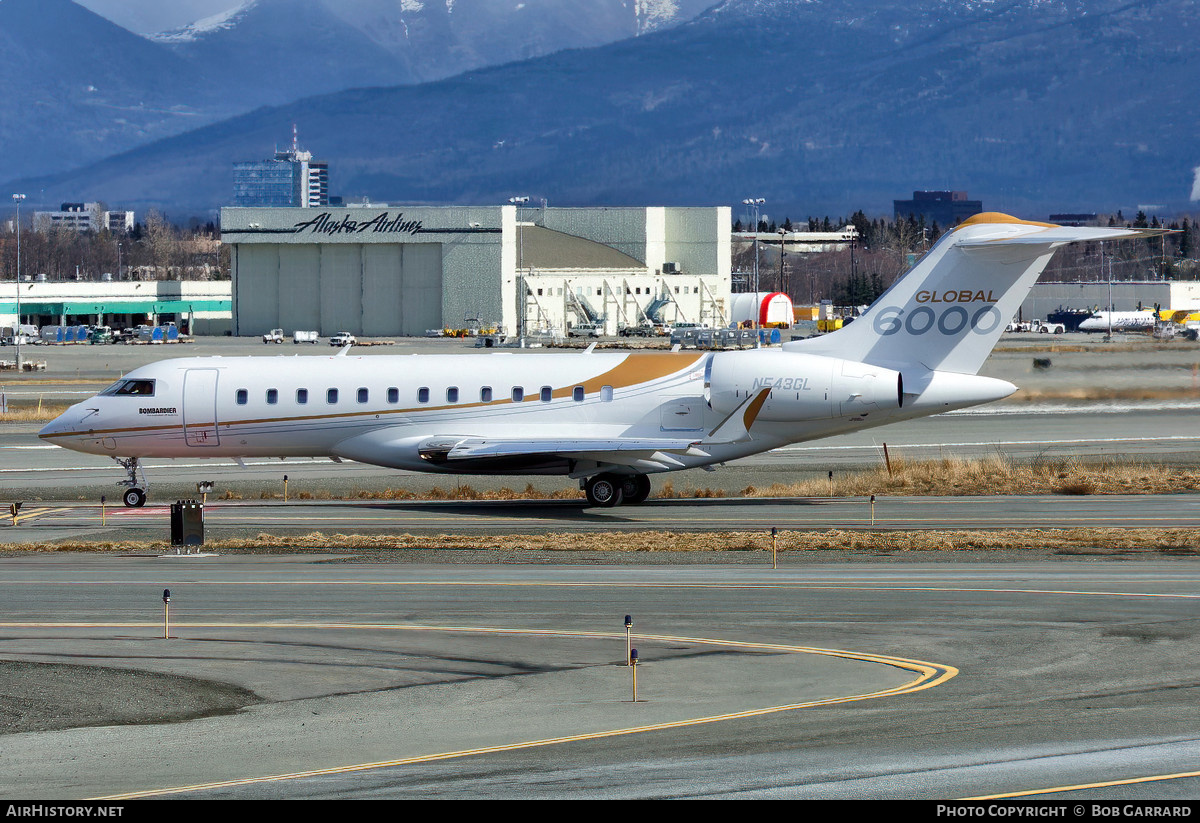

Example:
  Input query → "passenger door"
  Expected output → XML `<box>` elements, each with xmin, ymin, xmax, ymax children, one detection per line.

<box><xmin>183</xmin><ymin>369</ymin><xmax>220</xmax><ymax>447</ymax></box>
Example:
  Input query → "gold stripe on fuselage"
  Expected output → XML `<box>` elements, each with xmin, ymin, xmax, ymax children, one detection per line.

<box><xmin>40</xmin><ymin>351</ymin><xmax>708</xmax><ymax>441</ymax></box>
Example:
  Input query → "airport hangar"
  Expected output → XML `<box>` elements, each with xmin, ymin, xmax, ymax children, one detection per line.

<box><xmin>221</xmin><ymin>205</ymin><xmax>733</xmax><ymax>338</ymax></box>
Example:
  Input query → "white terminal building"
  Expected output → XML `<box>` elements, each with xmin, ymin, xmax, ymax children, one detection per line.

<box><xmin>220</xmin><ymin>205</ymin><xmax>732</xmax><ymax>338</ymax></box>
<box><xmin>34</xmin><ymin>203</ymin><xmax>135</xmax><ymax>234</ymax></box>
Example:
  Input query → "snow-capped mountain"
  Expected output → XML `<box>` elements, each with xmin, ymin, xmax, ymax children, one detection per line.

<box><xmin>150</xmin><ymin>2</ymin><xmax>255</xmax><ymax>43</ymax></box>
<box><xmin>156</xmin><ymin>0</ymin><xmax>714</xmax><ymax>84</ymax></box>
<box><xmin>3</xmin><ymin>0</ymin><xmax>710</xmax><ymax>179</ymax></box>
<box><xmin>8</xmin><ymin>0</ymin><xmax>1198</xmax><ymax>218</ymax></box>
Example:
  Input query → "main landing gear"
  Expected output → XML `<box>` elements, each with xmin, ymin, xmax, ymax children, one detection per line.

<box><xmin>583</xmin><ymin>473</ymin><xmax>652</xmax><ymax>507</ymax></box>
<box><xmin>115</xmin><ymin>456</ymin><xmax>147</xmax><ymax>507</ymax></box>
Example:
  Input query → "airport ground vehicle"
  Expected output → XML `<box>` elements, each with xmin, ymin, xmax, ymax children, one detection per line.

<box><xmin>330</xmin><ymin>332</ymin><xmax>357</xmax><ymax>347</ymax></box>
<box><xmin>293</xmin><ymin>331</ymin><xmax>319</xmax><ymax>344</ymax></box>
<box><xmin>262</xmin><ymin>329</ymin><xmax>284</xmax><ymax>344</ymax></box>
<box><xmin>1032</xmin><ymin>320</ymin><xmax>1065</xmax><ymax>334</ymax></box>
<box><xmin>39</xmin><ymin>214</ymin><xmax>1163</xmax><ymax>508</ymax></box>
<box><xmin>618</xmin><ymin>324</ymin><xmax>655</xmax><ymax>337</ymax></box>
<box><xmin>568</xmin><ymin>323</ymin><xmax>603</xmax><ymax>338</ymax></box>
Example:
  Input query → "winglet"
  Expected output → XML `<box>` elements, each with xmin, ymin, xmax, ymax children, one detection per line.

<box><xmin>704</xmin><ymin>388</ymin><xmax>770</xmax><ymax>444</ymax></box>
<box><xmin>335</xmin><ymin>345</ymin><xmax>353</xmax><ymax>357</ymax></box>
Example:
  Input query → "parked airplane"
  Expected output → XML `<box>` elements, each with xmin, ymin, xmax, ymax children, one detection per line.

<box><xmin>1077</xmin><ymin>309</ymin><xmax>1157</xmax><ymax>333</ymax></box>
<box><xmin>40</xmin><ymin>213</ymin><xmax>1159</xmax><ymax>508</ymax></box>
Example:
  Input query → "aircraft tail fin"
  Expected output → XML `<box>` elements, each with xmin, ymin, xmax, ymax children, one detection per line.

<box><xmin>785</xmin><ymin>213</ymin><xmax>1165</xmax><ymax>375</ymax></box>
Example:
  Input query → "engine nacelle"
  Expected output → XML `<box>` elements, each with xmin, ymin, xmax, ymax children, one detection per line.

<box><xmin>706</xmin><ymin>350</ymin><xmax>902</xmax><ymax>422</ymax></box>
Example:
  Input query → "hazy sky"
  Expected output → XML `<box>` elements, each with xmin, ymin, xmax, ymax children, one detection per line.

<box><xmin>75</xmin><ymin>0</ymin><xmax>239</xmax><ymax>34</ymax></box>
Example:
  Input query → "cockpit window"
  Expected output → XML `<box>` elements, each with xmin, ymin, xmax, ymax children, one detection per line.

<box><xmin>101</xmin><ymin>379</ymin><xmax>156</xmax><ymax>397</ymax></box>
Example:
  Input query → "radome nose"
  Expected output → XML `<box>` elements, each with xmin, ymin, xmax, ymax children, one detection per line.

<box><xmin>38</xmin><ymin>415</ymin><xmax>65</xmax><ymax>439</ymax></box>
<box><xmin>39</xmin><ymin>407</ymin><xmax>78</xmax><ymax>439</ymax></box>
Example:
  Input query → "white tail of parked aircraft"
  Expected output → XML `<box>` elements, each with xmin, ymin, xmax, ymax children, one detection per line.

<box><xmin>41</xmin><ymin>213</ymin><xmax>1161</xmax><ymax>507</ymax></box>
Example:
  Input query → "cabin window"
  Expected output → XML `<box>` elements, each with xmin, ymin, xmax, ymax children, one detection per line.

<box><xmin>236</xmin><ymin>389</ymin><xmax>248</xmax><ymax>405</ymax></box>
<box><xmin>418</xmin><ymin>387</ymin><xmax>430</xmax><ymax>403</ymax></box>
<box><xmin>511</xmin><ymin>387</ymin><xmax>524</xmax><ymax>402</ymax></box>
<box><xmin>481</xmin><ymin>386</ymin><xmax>493</xmax><ymax>402</ymax></box>
<box><xmin>266</xmin><ymin>389</ymin><xmax>278</xmax><ymax>405</ymax></box>
<box><xmin>445</xmin><ymin>387</ymin><xmax>458</xmax><ymax>403</ymax></box>
<box><xmin>357</xmin><ymin>388</ymin><xmax>368</xmax><ymax>403</ymax></box>
<box><xmin>540</xmin><ymin>386</ymin><xmax>552</xmax><ymax>402</ymax></box>
<box><xmin>387</xmin><ymin>387</ymin><xmax>399</xmax><ymax>404</ymax></box>
<box><xmin>573</xmin><ymin>386</ymin><xmax>585</xmax><ymax>402</ymax></box>
<box><xmin>327</xmin><ymin>388</ymin><xmax>338</xmax><ymax>404</ymax></box>
<box><xmin>296</xmin><ymin>389</ymin><xmax>308</xmax><ymax>404</ymax></box>
<box><xmin>600</xmin><ymin>385</ymin><xmax>613</xmax><ymax>402</ymax></box>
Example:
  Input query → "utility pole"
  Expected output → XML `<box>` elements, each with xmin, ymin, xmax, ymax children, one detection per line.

<box><xmin>742</xmin><ymin>197</ymin><xmax>764</xmax><ymax>336</ymax></box>
<box><xmin>777</xmin><ymin>227</ymin><xmax>787</xmax><ymax>295</ymax></box>
<box><xmin>11</xmin><ymin>194</ymin><xmax>25</xmax><ymax>372</ymax></box>
<box><xmin>509</xmin><ymin>196</ymin><xmax>529</xmax><ymax>341</ymax></box>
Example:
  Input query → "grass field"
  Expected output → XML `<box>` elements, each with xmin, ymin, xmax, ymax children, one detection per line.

<box><xmin>4</xmin><ymin>527</ymin><xmax>1196</xmax><ymax>555</ymax></box>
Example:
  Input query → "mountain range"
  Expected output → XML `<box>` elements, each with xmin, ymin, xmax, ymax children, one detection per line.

<box><xmin>1</xmin><ymin>0</ymin><xmax>709</xmax><ymax>179</ymax></box>
<box><xmin>6</xmin><ymin>0</ymin><xmax>1199</xmax><ymax>219</ymax></box>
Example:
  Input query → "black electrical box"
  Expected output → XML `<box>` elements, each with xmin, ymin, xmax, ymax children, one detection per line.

<box><xmin>170</xmin><ymin>500</ymin><xmax>204</xmax><ymax>546</ymax></box>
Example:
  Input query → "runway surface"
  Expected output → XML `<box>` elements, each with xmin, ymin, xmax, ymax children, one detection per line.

<box><xmin>2</xmin><ymin>339</ymin><xmax>1199</xmax><ymax>798</ymax></box>
<box><xmin>1</xmin><ymin>556</ymin><xmax>1198</xmax><ymax>799</ymax></box>
<box><xmin>1</xmin><ymin>402</ymin><xmax>1198</xmax><ymax>507</ymax></box>
<box><xmin>3</xmin><ymin>493</ymin><xmax>1200</xmax><ymax>544</ymax></box>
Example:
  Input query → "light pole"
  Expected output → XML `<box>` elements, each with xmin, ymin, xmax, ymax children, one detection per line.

<box><xmin>509</xmin><ymin>196</ymin><xmax>529</xmax><ymax>340</ymax></box>
<box><xmin>777</xmin><ymin>227</ymin><xmax>787</xmax><ymax>295</ymax></box>
<box><xmin>11</xmin><ymin>194</ymin><xmax>24</xmax><ymax>371</ymax></box>
<box><xmin>117</xmin><ymin>241</ymin><xmax>122</xmax><ymax>281</ymax></box>
<box><xmin>742</xmin><ymin>198</ymin><xmax>764</xmax><ymax>338</ymax></box>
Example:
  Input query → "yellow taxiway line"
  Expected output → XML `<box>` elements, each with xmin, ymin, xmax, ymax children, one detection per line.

<box><xmin>964</xmin><ymin>769</ymin><xmax>1200</xmax><ymax>799</ymax></box>
<box><xmin>0</xmin><ymin>621</ymin><xmax>954</xmax><ymax>800</ymax></box>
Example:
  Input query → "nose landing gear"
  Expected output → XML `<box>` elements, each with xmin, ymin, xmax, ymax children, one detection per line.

<box><xmin>114</xmin><ymin>457</ymin><xmax>147</xmax><ymax>507</ymax></box>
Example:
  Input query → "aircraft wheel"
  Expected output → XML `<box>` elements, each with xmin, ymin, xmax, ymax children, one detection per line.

<box><xmin>585</xmin><ymin>475</ymin><xmax>624</xmax><ymax>507</ymax></box>
<box><xmin>620</xmin><ymin>475</ymin><xmax>652</xmax><ymax>505</ymax></box>
<box><xmin>123</xmin><ymin>487</ymin><xmax>147</xmax><ymax>508</ymax></box>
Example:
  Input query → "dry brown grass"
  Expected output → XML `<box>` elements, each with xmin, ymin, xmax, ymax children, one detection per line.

<box><xmin>4</xmin><ymin>527</ymin><xmax>1197</xmax><ymax>555</ymax></box>
<box><xmin>0</xmin><ymin>401</ymin><xmax>73</xmax><ymax>422</ymax></box>
<box><xmin>741</xmin><ymin>454</ymin><xmax>1200</xmax><ymax>498</ymax></box>
<box><xmin>226</xmin><ymin>456</ymin><xmax>1200</xmax><ymax>503</ymax></box>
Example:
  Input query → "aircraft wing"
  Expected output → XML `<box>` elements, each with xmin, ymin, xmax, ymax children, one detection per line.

<box><xmin>421</xmin><ymin>436</ymin><xmax>699</xmax><ymax>461</ymax></box>
<box><xmin>418</xmin><ymin>388</ymin><xmax>771</xmax><ymax>465</ymax></box>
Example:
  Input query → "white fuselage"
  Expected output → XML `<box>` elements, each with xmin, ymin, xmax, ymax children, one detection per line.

<box><xmin>39</xmin><ymin>349</ymin><xmax>1014</xmax><ymax>477</ymax></box>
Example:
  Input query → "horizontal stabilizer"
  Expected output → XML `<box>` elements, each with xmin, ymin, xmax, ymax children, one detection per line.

<box><xmin>956</xmin><ymin>223</ymin><xmax>1167</xmax><ymax>247</ymax></box>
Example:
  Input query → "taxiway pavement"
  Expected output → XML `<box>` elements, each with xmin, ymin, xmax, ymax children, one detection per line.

<box><xmin>1</xmin><ymin>556</ymin><xmax>1198</xmax><ymax>799</ymax></box>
